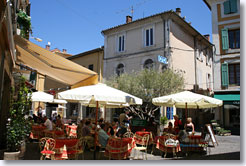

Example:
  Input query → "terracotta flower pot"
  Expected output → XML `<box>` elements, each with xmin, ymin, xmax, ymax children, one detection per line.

<box><xmin>4</xmin><ymin>151</ymin><xmax>20</xmax><ymax>160</ymax></box>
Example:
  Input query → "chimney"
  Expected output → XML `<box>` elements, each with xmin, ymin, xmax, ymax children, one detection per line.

<box><xmin>45</xmin><ymin>45</ymin><xmax>50</xmax><ymax>51</ymax></box>
<box><xmin>175</xmin><ymin>8</ymin><xmax>181</xmax><ymax>16</ymax></box>
<box><xmin>126</xmin><ymin>15</ymin><xmax>132</xmax><ymax>23</ymax></box>
<box><xmin>204</xmin><ymin>34</ymin><xmax>210</xmax><ymax>41</ymax></box>
<box><xmin>62</xmin><ymin>49</ymin><xmax>67</xmax><ymax>53</ymax></box>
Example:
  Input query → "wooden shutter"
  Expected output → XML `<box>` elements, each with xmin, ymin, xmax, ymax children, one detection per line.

<box><xmin>223</xmin><ymin>0</ymin><xmax>231</xmax><ymax>14</ymax></box>
<box><xmin>221</xmin><ymin>28</ymin><xmax>229</xmax><ymax>50</ymax></box>
<box><xmin>230</xmin><ymin>0</ymin><xmax>238</xmax><ymax>13</ymax></box>
<box><xmin>221</xmin><ymin>63</ymin><xmax>229</xmax><ymax>87</ymax></box>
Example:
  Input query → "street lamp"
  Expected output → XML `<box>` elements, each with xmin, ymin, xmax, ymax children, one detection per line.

<box><xmin>30</xmin><ymin>36</ymin><xmax>42</xmax><ymax>42</ymax></box>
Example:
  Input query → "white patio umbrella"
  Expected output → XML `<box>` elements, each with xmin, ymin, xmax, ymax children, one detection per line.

<box><xmin>152</xmin><ymin>91</ymin><xmax>223</xmax><ymax>118</ymax></box>
<box><xmin>57</xmin><ymin>83</ymin><xmax>142</xmax><ymax>158</ymax></box>
<box><xmin>58</xmin><ymin>83</ymin><xmax>142</xmax><ymax>106</ymax></box>
<box><xmin>31</xmin><ymin>91</ymin><xmax>54</xmax><ymax>103</ymax></box>
<box><xmin>50</xmin><ymin>99</ymin><xmax>67</xmax><ymax>104</ymax></box>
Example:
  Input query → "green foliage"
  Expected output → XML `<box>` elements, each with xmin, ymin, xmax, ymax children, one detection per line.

<box><xmin>106</xmin><ymin>69</ymin><xmax>184</xmax><ymax>120</ymax></box>
<box><xmin>160</xmin><ymin>116</ymin><xmax>168</xmax><ymax>125</ymax></box>
<box><xmin>218</xmin><ymin>128</ymin><xmax>231</xmax><ymax>135</ymax></box>
<box><xmin>7</xmin><ymin>76</ymin><xmax>32</xmax><ymax>152</ymax></box>
<box><xmin>107</xmin><ymin>69</ymin><xmax>184</xmax><ymax>103</ymax></box>
<box><xmin>17</xmin><ymin>10</ymin><xmax>31</xmax><ymax>39</ymax></box>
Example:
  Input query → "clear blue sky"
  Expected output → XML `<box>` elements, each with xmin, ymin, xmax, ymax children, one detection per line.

<box><xmin>30</xmin><ymin>0</ymin><xmax>212</xmax><ymax>55</ymax></box>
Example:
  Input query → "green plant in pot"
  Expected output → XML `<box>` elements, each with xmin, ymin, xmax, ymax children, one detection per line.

<box><xmin>5</xmin><ymin>76</ymin><xmax>32</xmax><ymax>159</ymax></box>
<box><xmin>160</xmin><ymin>116</ymin><xmax>168</xmax><ymax>126</ymax></box>
<box><xmin>17</xmin><ymin>10</ymin><xmax>32</xmax><ymax>39</ymax></box>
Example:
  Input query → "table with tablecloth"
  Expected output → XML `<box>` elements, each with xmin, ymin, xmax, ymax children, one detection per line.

<box><xmin>64</xmin><ymin>124</ymin><xmax>77</xmax><ymax>138</ymax></box>
<box><xmin>44</xmin><ymin>130</ymin><xmax>66</xmax><ymax>139</ymax></box>
<box><xmin>104</xmin><ymin>137</ymin><xmax>136</xmax><ymax>160</ymax></box>
<box><xmin>45</xmin><ymin>138</ymin><xmax>79</xmax><ymax>160</ymax></box>
<box><xmin>179</xmin><ymin>135</ymin><xmax>207</xmax><ymax>152</ymax></box>
<box><xmin>156</xmin><ymin>135</ymin><xmax>181</xmax><ymax>154</ymax></box>
<box><xmin>30</xmin><ymin>125</ymin><xmax>46</xmax><ymax>139</ymax></box>
<box><xmin>134</xmin><ymin>131</ymin><xmax>153</xmax><ymax>145</ymax></box>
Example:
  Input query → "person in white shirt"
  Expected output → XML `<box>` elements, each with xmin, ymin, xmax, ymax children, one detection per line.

<box><xmin>43</xmin><ymin>116</ymin><xmax>53</xmax><ymax>131</ymax></box>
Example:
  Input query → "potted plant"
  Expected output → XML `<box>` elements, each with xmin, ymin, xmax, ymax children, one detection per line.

<box><xmin>16</xmin><ymin>10</ymin><xmax>32</xmax><ymax>39</ymax></box>
<box><xmin>159</xmin><ymin>116</ymin><xmax>168</xmax><ymax>136</ymax></box>
<box><xmin>4</xmin><ymin>76</ymin><xmax>32</xmax><ymax>160</ymax></box>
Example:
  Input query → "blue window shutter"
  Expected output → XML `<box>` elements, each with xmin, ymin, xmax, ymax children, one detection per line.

<box><xmin>170</xmin><ymin>107</ymin><xmax>173</xmax><ymax>120</ymax></box>
<box><xmin>224</xmin><ymin>1</ymin><xmax>231</xmax><ymax>14</ymax></box>
<box><xmin>221</xmin><ymin>63</ymin><xmax>229</xmax><ymax>87</ymax></box>
<box><xmin>221</xmin><ymin>28</ymin><xmax>229</xmax><ymax>50</ymax></box>
<box><xmin>166</xmin><ymin>107</ymin><xmax>170</xmax><ymax>120</ymax></box>
<box><xmin>230</xmin><ymin>0</ymin><xmax>238</xmax><ymax>13</ymax></box>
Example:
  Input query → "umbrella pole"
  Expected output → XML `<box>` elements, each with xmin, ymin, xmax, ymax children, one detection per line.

<box><xmin>185</xmin><ymin>102</ymin><xmax>188</xmax><ymax>119</ymax></box>
<box><xmin>104</xmin><ymin>105</ymin><xmax>106</xmax><ymax>121</ymax></box>
<box><xmin>94</xmin><ymin>101</ymin><xmax>99</xmax><ymax>160</ymax></box>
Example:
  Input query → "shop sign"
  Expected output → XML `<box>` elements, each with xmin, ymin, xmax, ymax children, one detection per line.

<box><xmin>158</xmin><ymin>55</ymin><xmax>168</xmax><ymax>64</ymax></box>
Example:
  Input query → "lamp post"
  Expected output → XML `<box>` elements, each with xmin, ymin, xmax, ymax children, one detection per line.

<box><xmin>30</xmin><ymin>36</ymin><xmax>42</xmax><ymax>42</ymax></box>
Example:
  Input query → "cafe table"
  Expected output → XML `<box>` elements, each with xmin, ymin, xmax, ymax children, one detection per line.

<box><xmin>104</xmin><ymin>137</ymin><xmax>136</xmax><ymax>160</ymax></box>
<box><xmin>134</xmin><ymin>131</ymin><xmax>153</xmax><ymax>145</ymax></box>
<box><xmin>44</xmin><ymin>138</ymin><xmax>79</xmax><ymax>160</ymax></box>
<box><xmin>30</xmin><ymin>125</ymin><xmax>46</xmax><ymax>139</ymax></box>
<box><xmin>179</xmin><ymin>135</ymin><xmax>208</xmax><ymax>152</ymax></box>
<box><xmin>156</xmin><ymin>135</ymin><xmax>181</xmax><ymax>158</ymax></box>
<box><xmin>44</xmin><ymin>130</ymin><xmax>66</xmax><ymax>139</ymax></box>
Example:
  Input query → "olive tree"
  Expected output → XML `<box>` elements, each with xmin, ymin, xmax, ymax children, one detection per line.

<box><xmin>106</xmin><ymin>69</ymin><xmax>185</xmax><ymax>121</ymax></box>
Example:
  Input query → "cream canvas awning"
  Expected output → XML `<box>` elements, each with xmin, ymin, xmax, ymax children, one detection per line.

<box><xmin>14</xmin><ymin>35</ymin><xmax>98</xmax><ymax>88</ymax></box>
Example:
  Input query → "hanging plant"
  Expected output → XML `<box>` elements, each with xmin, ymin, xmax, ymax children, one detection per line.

<box><xmin>17</xmin><ymin>10</ymin><xmax>32</xmax><ymax>39</ymax></box>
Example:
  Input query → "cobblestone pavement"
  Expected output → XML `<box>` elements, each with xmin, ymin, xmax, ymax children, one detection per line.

<box><xmin>22</xmin><ymin>135</ymin><xmax>240</xmax><ymax>160</ymax></box>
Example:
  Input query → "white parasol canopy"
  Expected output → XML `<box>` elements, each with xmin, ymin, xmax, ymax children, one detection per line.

<box><xmin>58</xmin><ymin>83</ymin><xmax>142</xmax><ymax>159</ymax></box>
<box><xmin>31</xmin><ymin>91</ymin><xmax>54</xmax><ymax>103</ymax></box>
<box><xmin>152</xmin><ymin>91</ymin><xmax>223</xmax><ymax>109</ymax></box>
<box><xmin>50</xmin><ymin>99</ymin><xmax>67</xmax><ymax>104</ymax></box>
<box><xmin>57</xmin><ymin>83</ymin><xmax>142</xmax><ymax>106</ymax></box>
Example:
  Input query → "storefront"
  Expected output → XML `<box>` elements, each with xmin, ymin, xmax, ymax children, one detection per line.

<box><xmin>214</xmin><ymin>90</ymin><xmax>240</xmax><ymax>134</ymax></box>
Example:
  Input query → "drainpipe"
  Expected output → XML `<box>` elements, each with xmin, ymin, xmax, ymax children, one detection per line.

<box><xmin>194</xmin><ymin>36</ymin><xmax>198</xmax><ymax>91</ymax></box>
<box><xmin>162</xmin><ymin>14</ymin><xmax>171</xmax><ymax>68</ymax></box>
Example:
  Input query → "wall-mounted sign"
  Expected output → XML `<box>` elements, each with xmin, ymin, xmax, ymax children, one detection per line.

<box><xmin>158</xmin><ymin>55</ymin><xmax>168</xmax><ymax>64</ymax></box>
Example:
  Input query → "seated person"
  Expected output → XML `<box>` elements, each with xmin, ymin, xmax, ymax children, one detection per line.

<box><xmin>77</xmin><ymin>119</ymin><xmax>86</xmax><ymax>139</ymax></box>
<box><xmin>55</xmin><ymin>115</ymin><xmax>64</xmax><ymax>129</ymax></box>
<box><xmin>184</xmin><ymin>117</ymin><xmax>195</xmax><ymax>135</ymax></box>
<box><xmin>43</xmin><ymin>116</ymin><xmax>53</xmax><ymax>131</ymax></box>
<box><xmin>82</xmin><ymin>120</ymin><xmax>94</xmax><ymax>150</ymax></box>
<box><xmin>105</xmin><ymin>122</ymin><xmax>114</xmax><ymax>136</ymax></box>
<box><xmin>164</xmin><ymin>122</ymin><xmax>176</xmax><ymax>135</ymax></box>
<box><xmin>98</xmin><ymin>124</ymin><xmax>109</xmax><ymax>148</ymax></box>
<box><xmin>178</xmin><ymin>129</ymin><xmax>189</xmax><ymax>144</ymax></box>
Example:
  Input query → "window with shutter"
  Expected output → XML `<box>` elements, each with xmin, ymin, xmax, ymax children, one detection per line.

<box><xmin>221</xmin><ymin>63</ymin><xmax>229</xmax><ymax>87</ymax></box>
<box><xmin>230</xmin><ymin>0</ymin><xmax>238</xmax><ymax>13</ymax></box>
<box><xmin>224</xmin><ymin>1</ymin><xmax>231</xmax><ymax>14</ymax></box>
<box><xmin>221</xmin><ymin>28</ymin><xmax>229</xmax><ymax>50</ymax></box>
<box><xmin>117</xmin><ymin>35</ymin><xmax>125</xmax><ymax>52</ymax></box>
<box><xmin>224</xmin><ymin>0</ymin><xmax>238</xmax><ymax>14</ymax></box>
